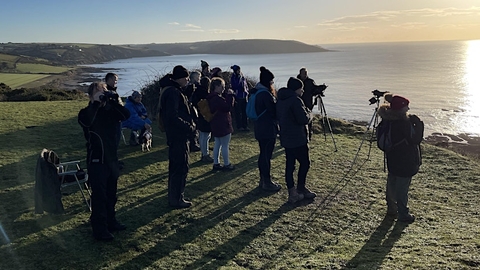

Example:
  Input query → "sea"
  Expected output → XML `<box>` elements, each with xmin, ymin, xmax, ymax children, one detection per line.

<box><xmin>83</xmin><ymin>39</ymin><xmax>480</xmax><ymax>137</ymax></box>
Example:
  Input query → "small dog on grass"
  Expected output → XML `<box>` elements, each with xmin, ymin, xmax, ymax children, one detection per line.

<box><xmin>140</xmin><ymin>129</ymin><xmax>152</xmax><ymax>152</ymax></box>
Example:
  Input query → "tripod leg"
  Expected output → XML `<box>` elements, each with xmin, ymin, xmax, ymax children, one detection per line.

<box><xmin>319</xmin><ymin>97</ymin><xmax>338</xmax><ymax>152</ymax></box>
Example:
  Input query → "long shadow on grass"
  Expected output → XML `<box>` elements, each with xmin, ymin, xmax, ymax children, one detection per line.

<box><xmin>345</xmin><ymin>217</ymin><xmax>408</xmax><ymax>269</ymax></box>
<box><xmin>114</xmin><ymin>187</ymin><xmax>284</xmax><ymax>269</ymax></box>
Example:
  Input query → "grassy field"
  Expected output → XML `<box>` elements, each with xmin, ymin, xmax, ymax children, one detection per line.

<box><xmin>0</xmin><ymin>101</ymin><xmax>479</xmax><ymax>269</ymax></box>
<box><xmin>0</xmin><ymin>74</ymin><xmax>50</xmax><ymax>88</ymax></box>
<box><xmin>15</xmin><ymin>63</ymin><xmax>73</xmax><ymax>74</ymax></box>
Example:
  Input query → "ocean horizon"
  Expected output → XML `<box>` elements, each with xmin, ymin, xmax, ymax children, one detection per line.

<box><xmin>83</xmin><ymin>39</ymin><xmax>480</xmax><ymax>137</ymax></box>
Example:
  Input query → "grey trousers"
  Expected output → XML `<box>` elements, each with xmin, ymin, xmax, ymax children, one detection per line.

<box><xmin>386</xmin><ymin>173</ymin><xmax>412</xmax><ymax>219</ymax></box>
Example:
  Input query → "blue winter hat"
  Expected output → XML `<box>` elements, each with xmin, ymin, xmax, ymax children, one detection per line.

<box><xmin>231</xmin><ymin>65</ymin><xmax>240</xmax><ymax>71</ymax></box>
<box><xmin>131</xmin><ymin>90</ymin><xmax>142</xmax><ymax>98</ymax></box>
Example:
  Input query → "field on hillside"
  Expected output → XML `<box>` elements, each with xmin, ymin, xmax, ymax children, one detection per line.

<box><xmin>0</xmin><ymin>101</ymin><xmax>479</xmax><ymax>269</ymax></box>
<box><xmin>0</xmin><ymin>73</ymin><xmax>50</xmax><ymax>88</ymax></box>
<box><xmin>15</xmin><ymin>63</ymin><xmax>72</xmax><ymax>74</ymax></box>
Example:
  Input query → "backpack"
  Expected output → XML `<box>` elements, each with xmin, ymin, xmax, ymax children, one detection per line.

<box><xmin>246</xmin><ymin>88</ymin><xmax>267</xmax><ymax>120</ymax></box>
<box><xmin>376</xmin><ymin>120</ymin><xmax>411</xmax><ymax>152</ymax></box>
<box><xmin>197</xmin><ymin>99</ymin><xmax>215</xmax><ymax>122</ymax></box>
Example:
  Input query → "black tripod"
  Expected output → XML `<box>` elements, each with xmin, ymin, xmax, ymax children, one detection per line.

<box><xmin>316</xmin><ymin>95</ymin><xmax>338</xmax><ymax>152</ymax></box>
<box><xmin>349</xmin><ymin>91</ymin><xmax>387</xmax><ymax>169</ymax></box>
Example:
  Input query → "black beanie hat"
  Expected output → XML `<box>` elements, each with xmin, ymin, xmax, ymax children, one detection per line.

<box><xmin>287</xmin><ymin>77</ymin><xmax>304</xmax><ymax>91</ymax></box>
<box><xmin>172</xmin><ymin>65</ymin><xmax>189</xmax><ymax>80</ymax></box>
<box><xmin>201</xmin><ymin>60</ymin><xmax>209</xmax><ymax>69</ymax></box>
<box><xmin>259</xmin><ymin>66</ymin><xmax>274</xmax><ymax>86</ymax></box>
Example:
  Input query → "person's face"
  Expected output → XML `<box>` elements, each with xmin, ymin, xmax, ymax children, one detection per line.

<box><xmin>215</xmin><ymin>83</ymin><xmax>225</xmax><ymax>94</ymax></box>
<box><xmin>134</xmin><ymin>95</ymin><xmax>142</xmax><ymax>103</ymax></box>
<box><xmin>235</xmin><ymin>69</ymin><xmax>241</xmax><ymax>75</ymax></box>
<box><xmin>295</xmin><ymin>88</ymin><xmax>304</xmax><ymax>97</ymax></box>
<box><xmin>106</xmin><ymin>76</ymin><xmax>118</xmax><ymax>88</ymax></box>
<box><xmin>177</xmin><ymin>77</ymin><xmax>189</xmax><ymax>88</ymax></box>
<box><xmin>299</xmin><ymin>70</ymin><xmax>307</xmax><ymax>80</ymax></box>
<box><xmin>191</xmin><ymin>74</ymin><xmax>200</xmax><ymax>83</ymax></box>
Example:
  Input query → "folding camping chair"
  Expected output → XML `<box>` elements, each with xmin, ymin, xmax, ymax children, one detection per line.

<box><xmin>58</xmin><ymin>160</ymin><xmax>91</xmax><ymax>211</ymax></box>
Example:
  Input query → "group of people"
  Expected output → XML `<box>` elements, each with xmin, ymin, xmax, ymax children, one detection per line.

<box><xmin>78</xmin><ymin>62</ymin><xmax>424</xmax><ymax>241</ymax></box>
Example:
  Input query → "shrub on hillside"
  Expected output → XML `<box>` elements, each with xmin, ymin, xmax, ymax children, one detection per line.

<box><xmin>140</xmin><ymin>70</ymin><xmax>256</xmax><ymax>120</ymax></box>
<box><xmin>0</xmin><ymin>84</ymin><xmax>87</xmax><ymax>102</ymax></box>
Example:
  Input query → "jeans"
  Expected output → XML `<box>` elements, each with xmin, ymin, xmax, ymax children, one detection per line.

<box><xmin>199</xmin><ymin>131</ymin><xmax>211</xmax><ymax>157</ymax></box>
<box><xmin>213</xmin><ymin>133</ymin><xmax>231</xmax><ymax>165</ymax></box>
<box><xmin>168</xmin><ymin>139</ymin><xmax>189</xmax><ymax>205</ymax></box>
<box><xmin>284</xmin><ymin>144</ymin><xmax>310</xmax><ymax>189</ymax></box>
<box><xmin>386</xmin><ymin>173</ymin><xmax>412</xmax><ymax>218</ymax></box>
<box><xmin>257</xmin><ymin>138</ymin><xmax>276</xmax><ymax>181</ymax></box>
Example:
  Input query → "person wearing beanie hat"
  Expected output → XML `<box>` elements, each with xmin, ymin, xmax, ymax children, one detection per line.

<box><xmin>122</xmin><ymin>90</ymin><xmax>152</xmax><ymax>146</ymax></box>
<box><xmin>250</xmin><ymin>66</ymin><xmax>282</xmax><ymax>192</ymax></box>
<box><xmin>159</xmin><ymin>65</ymin><xmax>196</xmax><ymax>209</ymax></box>
<box><xmin>276</xmin><ymin>77</ymin><xmax>315</xmax><ymax>203</ymax></box>
<box><xmin>211</xmin><ymin>67</ymin><xmax>222</xmax><ymax>78</ymax></box>
<box><xmin>377</xmin><ymin>94</ymin><xmax>424</xmax><ymax>223</ymax></box>
<box><xmin>230</xmin><ymin>64</ymin><xmax>250</xmax><ymax>131</ymax></box>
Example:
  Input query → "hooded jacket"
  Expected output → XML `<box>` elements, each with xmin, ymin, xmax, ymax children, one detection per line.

<box><xmin>377</xmin><ymin>105</ymin><xmax>424</xmax><ymax>177</ymax></box>
<box><xmin>276</xmin><ymin>87</ymin><xmax>313</xmax><ymax>148</ymax></box>
<box><xmin>206</xmin><ymin>91</ymin><xmax>234</xmax><ymax>137</ymax></box>
<box><xmin>191</xmin><ymin>83</ymin><xmax>212</xmax><ymax>132</ymax></box>
<box><xmin>230</xmin><ymin>73</ymin><xmax>249</xmax><ymax>99</ymax></box>
<box><xmin>78</xmin><ymin>100</ymin><xmax>130</xmax><ymax>164</ymax></box>
<box><xmin>122</xmin><ymin>96</ymin><xmax>152</xmax><ymax>130</ymax></box>
<box><xmin>250</xmin><ymin>82</ymin><xmax>279</xmax><ymax>140</ymax></box>
<box><xmin>159</xmin><ymin>76</ymin><xmax>196</xmax><ymax>144</ymax></box>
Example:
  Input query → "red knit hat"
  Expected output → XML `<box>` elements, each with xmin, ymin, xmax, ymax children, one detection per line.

<box><xmin>390</xmin><ymin>95</ymin><xmax>410</xmax><ymax>110</ymax></box>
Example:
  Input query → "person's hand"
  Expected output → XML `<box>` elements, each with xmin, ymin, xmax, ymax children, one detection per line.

<box><xmin>93</xmin><ymin>91</ymin><xmax>105</xmax><ymax>103</ymax></box>
<box><xmin>141</xmin><ymin>115</ymin><xmax>146</xmax><ymax>120</ymax></box>
<box><xmin>226</xmin><ymin>89</ymin><xmax>234</xmax><ymax>95</ymax></box>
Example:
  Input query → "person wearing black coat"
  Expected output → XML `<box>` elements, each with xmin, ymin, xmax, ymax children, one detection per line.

<box><xmin>377</xmin><ymin>94</ymin><xmax>424</xmax><ymax>223</ymax></box>
<box><xmin>191</xmin><ymin>76</ymin><xmax>213</xmax><ymax>162</ymax></box>
<box><xmin>78</xmin><ymin>82</ymin><xmax>130</xmax><ymax>241</ymax></box>
<box><xmin>159</xmin><ymin>66</ymin><xmax>196</xmax><ymax>209</ymax></box>
<box><xmin>276</xmin><ymin>77</ymin><xmax>316</xmax><ymax>203</ymax></box>
<box><xmin>297</xmin><ymin>68</ymin><xmax>322</xmax><ymax>140</ymax></box>
<box><xmin>251</xmin><ymin>66</ymin><xmax>282</xmax><ymax>191</ymax></box>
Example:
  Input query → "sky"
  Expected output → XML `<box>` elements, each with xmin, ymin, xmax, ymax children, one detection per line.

<box><xmin>1</xmin><ymin>0</ymin><xmax>479</xmax><ymax>45</ymax></box>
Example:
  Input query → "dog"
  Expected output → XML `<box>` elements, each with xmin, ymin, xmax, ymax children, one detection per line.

<box><xmin>140</xmin><ymin>129</ymin><xmax>152</xmax><ymax>152</ymax></box>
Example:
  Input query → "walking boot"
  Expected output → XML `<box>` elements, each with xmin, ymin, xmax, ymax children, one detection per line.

<box><xmin>288</xmin><ymin>187</ymin><xmax>304</xmax><ymax>203</ymax></box>
<box><xmin>297</xmin><ymin>187</ymin><xmax>316</xmax><ymax>199</ymax></box>
<box><xmin>262</xmin><ymin>179</ymin><xmax>282</xmax><ymax>192</ymax></box>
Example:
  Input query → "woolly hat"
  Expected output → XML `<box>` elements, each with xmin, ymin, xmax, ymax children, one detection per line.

<box><xmin>201</xmin><ymin>60</ymin><xmax>209</xmax><ymax>69</ymax></box>
<box><xmin>287</xmin><ymin>77</ymin><xmax>304</xmax><ymax>91</ymax></box>
<box><xmin>259</xmin><ymin>66</ymin><xmax>274</xmax><ymax>86</ymax></box>
<box><xmin>171</xmin><ymin>65</ymin><xmax>189</xmax><ymax>80</ymax></box>
<box><xmin>390</xmin><ymin>95</ymin><xmax>410</xmax><ymax>110</ymax></box>
<box><xmin>211</xmin><ymin>67</ymin><xmax>222</xmax><ymax>77</ymax></box>
<box><xmin>231</xmin><ymin>65</ymin><xmax>240</xmax><ymax>71</ymax></box>
<box><xmin>131</xmin><ymin>90</ymin><xmax>142</xmax><ymax>98</ymax></box>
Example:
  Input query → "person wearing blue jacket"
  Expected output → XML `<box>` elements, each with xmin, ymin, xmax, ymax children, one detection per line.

<box><xmin>122</xmin><ymin>91</ymin><xmax>152</xmax><ymax>145</ymax></box>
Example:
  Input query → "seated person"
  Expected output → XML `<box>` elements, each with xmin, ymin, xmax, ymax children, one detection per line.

<box><xmin>122</xmin><ymin>91</ymin><xmax>152</xmax><ymax>145</ymax></box>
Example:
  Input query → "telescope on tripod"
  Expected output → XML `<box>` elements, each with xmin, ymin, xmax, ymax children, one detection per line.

<box><xmin>314</xmin><ymin>84</ymin><xmax>338</xmax><ymax>152</ymax></box>
<box><xmin>349</xmin><ymin>89</ymin><xmax>389</xmax><ymax>168</ymax></box>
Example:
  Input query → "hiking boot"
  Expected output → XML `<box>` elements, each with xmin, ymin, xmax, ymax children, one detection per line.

<box><xmin>93</xmin><ymin>231</ymin><xmax>114</xmax><ymax>242</ymax></box>
<box><xmin>262</xmin><ymin>180</ymin><xmax>282</xmax><ymax>192</ymax></box>
<box><xmin>212</xmin><ymin>164</ymin><xmax>224</xmax><ymax>171</ymax></box>
<box><xmin>297</xmin><ymin>187</ymin><xmax>316</xmax><ymax>199</ymax></box>
<box><xmin>223</xmin><ymin>164</ymin><xmax>235</xmax><ymax>170</ymax></box>
<box><xmin>398</xmin><ymin>214</ymin><xmax>415</xmax><ymax>223</ymax></box>
<box><xmin>108</xmin><ymin>221</ymin><xmax>127</xmax><ymax>232</ymax></box>
<box><xmin>201</xmin><ymin>155</ymin><xmax>214</xmax><ymax>162</ymax></box>
<box><xmin>190</xmin><ymin>145</ymin><xmax>201</xmax><ymax>152</ymax></box>
<box><xmin>288</xmin><ymin>187</ymin><xmax>304</xmax><ymax>203</ymax></box>
<box><xmin>169</xmin><ymin>199</ymin><xmax>192</xmax><ymax>209</ymax></box>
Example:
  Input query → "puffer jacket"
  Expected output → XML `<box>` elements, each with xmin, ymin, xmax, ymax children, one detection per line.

<box><xmin>231</xmin><ymin>73</ymin><xmax>249</xmax><ymax>99</ymax></box>
<box><xmin>122</xmin><ymin>97</ymin><xmax>152</xmax><ymax>130</ymax></box>
<box><xmin>206</xmin><ymin>92</ymin><xmax>234</xmax><ymax>137</ymax></box>
<box><xmin>276</xmin><ymin>87</ymin><xmax>313</xmax><ymax>148</ymax></box>
<box><xmin>159</xmin><ymin>77</ymin><xmax>196</xmax><ymax>144</ymax></box>
<box><xmin>377</xmin><ymin>105</ymin><xmax>424</xmax><ymax>177</ymax></box>
<box><xmin>251</xmin><ymin>82</ymin><xmax>279</xmax><ymax>140</ymax></box>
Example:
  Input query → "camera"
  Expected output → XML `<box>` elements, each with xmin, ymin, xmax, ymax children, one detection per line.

<box><xmin>372</xmin><ymin>89</ymin><xmax>388</xmax><ymax>98</ymax></box>
<box><xmin>99</xmin><ymin>91</ymin><xmax>119</xmax><ymax>102</ymax></box>
<box><xmin>312</xmin><ymin>84</ymin><xmax>328</xmax><ymax>97</ymax></box>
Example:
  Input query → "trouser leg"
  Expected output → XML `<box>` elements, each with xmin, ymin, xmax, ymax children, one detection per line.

<box><xmin>386</xmin><ymin>173</ymin><xmax>397</xmax><ymax>212</ymax></box>
<box><xmin>105</xmin><ymin>161</ymin><xmax>119</xmax><ymax>225</ymax></box>
<box><xmin>258</xmin><ymin>138</ymin><xmax>275</xmax><ymax>181</ymax></box>
<box><xmin>168</xmin><ymin>140</ymin><xmax>189</xmax><ymax>204</ymax></box>
<box><xmin>284</xmin><ymin>147</ymin><xmax>296</xmax><ymax>189</ymax></box>
<box><xmin>88</xmin><ymin>163</ymin><xmax>110</xmax><ymax>234</ymax></box>
<box><xmin>295</xmin><ymin>144</ymin><xmax>310</xmax><ymax>190</ymax></box>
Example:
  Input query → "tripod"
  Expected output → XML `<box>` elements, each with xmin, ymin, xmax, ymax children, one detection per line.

<box><xmin>316</xmin><ymin>95</ymin><xmax>338</xmax><ymax>152</ymax></box>
<box><xmin>349</xmin><ymin>96</ymin><xmax>381</xmax><ymax>169</ymax></box>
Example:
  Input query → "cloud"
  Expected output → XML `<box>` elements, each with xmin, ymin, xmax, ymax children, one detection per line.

<box><xmin>185</xmin><ymin>24</ymin><xmax>201</xmax><ymax>29</ymax></box>
<box><xmin>294</xmin><ymin>25</ymin><xmax>307</xmax><ymax>28</ymax></box>
<box><xmin>209</xmin><ymin>29</ymin><xmax>240</xmax><ymax>34</ymax></box>
<box><xmin>180</xmin><ymin>29</ymin><xmax>205</xmax><ymax>32</ymax></box>
<box><xmin>168</xmin><ymin>22</ymin><xmax>179</xmax><ymax>25</ymax></box>
<box><xmin>317</xmin><ymin>7</ymin><xmax>480</xmax><ymax>30</ymax></box>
